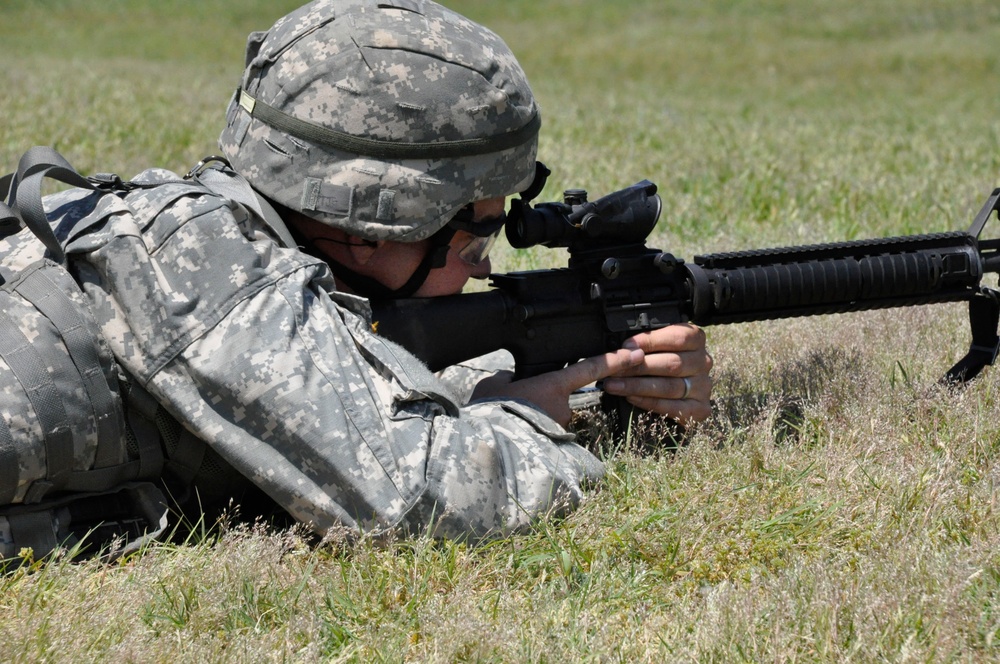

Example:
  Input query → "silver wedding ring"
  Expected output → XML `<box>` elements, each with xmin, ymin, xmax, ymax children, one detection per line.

<box><xmin>680</xmin><ymin>376</ymin><xmax>692</xmax><ymax>400</ymax></box>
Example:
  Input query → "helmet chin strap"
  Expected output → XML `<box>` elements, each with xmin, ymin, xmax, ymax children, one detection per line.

<box><xmin>283</xmin><ymin>200</ymin><xmax>459</xmax><ymax>300</ymax></box>
<box><xmin>321</xmin><ymin>226</ymin><xmax>457</xmax><ymax>300</ymax></box>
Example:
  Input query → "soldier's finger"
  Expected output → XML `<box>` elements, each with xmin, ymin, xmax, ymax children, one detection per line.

<box><xmin>623</xmin><ymin>324</ymin><xmax>706</xmax><ymax>353</ymax></box>
<box><xmin>554</xmin><ymin>347</ymin><xmax>644</xmax><ymax>393</ymax></box>
<box><xmin>614</xmin><ymin>349</ymin><xmax>714</xmax><ymax>378</ymax></box>
<box><xmin>604</xmin><ymin>373</ymin><xmax>711</xmax><ymax>400</ymax></box>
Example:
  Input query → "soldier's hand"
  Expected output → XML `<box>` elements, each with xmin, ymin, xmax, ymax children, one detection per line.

<box><xmin>601</xmin><ymin>324</ymin><xmax>713</xmax><ymax>425</ymax></box>
<box><xmin>471</xmin><ymin>346</ymin><xmax>646</xmax><ymax>427</ymax></box>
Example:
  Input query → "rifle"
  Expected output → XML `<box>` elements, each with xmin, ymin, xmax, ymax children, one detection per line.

<box><xmin>370</xmin><ymin>178</ymin><xmax>1000</xmax><ymax>425</ymax></box>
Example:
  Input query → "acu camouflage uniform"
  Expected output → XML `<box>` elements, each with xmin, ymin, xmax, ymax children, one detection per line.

<box><xmin>0</xmin><ymin>162</ymin><xmax>601</xmax><ymax>540</ymax></box>
<box><xmin>0</xmin><ymin>0</ymin><xmax>605</xmax><ymax>543</ymax></box>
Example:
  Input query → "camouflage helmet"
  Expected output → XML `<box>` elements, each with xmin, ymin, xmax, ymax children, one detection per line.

<box><xmin>219</xmin><ymin>0</ymin><xmax>540</xmax><ymax>242</ymax></box>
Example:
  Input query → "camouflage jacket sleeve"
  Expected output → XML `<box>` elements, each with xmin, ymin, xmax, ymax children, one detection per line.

<box><xmin>53</xmin><ymin>173</ymin><xmax>603</xmax><ymax>539</ymax></box>
<box><xmin>434</xmin><ymin>350</ymin><xmax>515</xmax><ymax>405</ymax></box>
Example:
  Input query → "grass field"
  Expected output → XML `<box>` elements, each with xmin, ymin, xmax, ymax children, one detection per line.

<box><xmin>4</xmin><ymin>0</ymin><xmax>1000</xmax><ymax>661</ymax></box>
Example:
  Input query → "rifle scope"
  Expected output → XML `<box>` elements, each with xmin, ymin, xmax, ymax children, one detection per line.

<box><xmin>506</xmin><ymin>180</ymin><xmax>662</xmax><ymax>251</ymax></box>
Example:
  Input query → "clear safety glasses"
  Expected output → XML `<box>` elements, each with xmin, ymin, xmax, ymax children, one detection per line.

<box><xmin>446</xmin><ymin>204</ymin><xmax>507</xmax><ymax>266</ymax></box>
<box><xmin>440</xmin><ymin>162</ymin><xmax>549</xmax><ymax>266</ymax></box>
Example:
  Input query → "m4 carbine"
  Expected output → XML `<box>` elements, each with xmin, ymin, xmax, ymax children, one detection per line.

<box><xmin>371</xmin><ymin>179</ymin><xmax>1000</xmax><ymax>399</ymax></box>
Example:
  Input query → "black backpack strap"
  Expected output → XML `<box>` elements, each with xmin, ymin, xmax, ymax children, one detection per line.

<box><xmin>121</xmin><ymin>380</ymin><xmax>167</xmax><ymax>481</ymax></box>
<box><xmin>3</xmin><ymin>147</ymin><xmax>99</xmax><ymax>263</ymax></box>
<box><xmin>0</xmin><ymin>417</ymin><xmax>18</xmax><ymax>506</ymax></box>
<box><xmin>7</xmin><ymin>512</ymin><xmax>58</xmax><ymax>559</ymax></box>
<box><xmin>0</xmin><ymin>200</ymin><xmax>21</xmax><ymax>244</ymax></box>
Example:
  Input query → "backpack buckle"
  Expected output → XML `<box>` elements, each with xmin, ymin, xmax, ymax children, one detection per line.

<box><xmin>87</xmin><ymin>173</ymin><xmax>128</xmax><ymax>191</ymax></box>
<box><xmin>184</xmin><ymin>156</ymin><xmax>231</xmax><ymax>180</ymax></box>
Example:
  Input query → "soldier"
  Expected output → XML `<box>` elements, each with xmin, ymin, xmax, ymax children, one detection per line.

<box><xmin>202</xmin><ymin>0</ymin><xmax>713</xmax><ymax>537</ymax></box>
<box><xmin>0</xmin><ymin>0</ymin><xmax>713</xmax><ymax>555</ymax></box>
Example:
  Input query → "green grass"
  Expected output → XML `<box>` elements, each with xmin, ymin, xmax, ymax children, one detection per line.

<box><xmin>4</xmin><ymin>0</ymin><xmax>1000</xmax><ymax>660</ymax></box>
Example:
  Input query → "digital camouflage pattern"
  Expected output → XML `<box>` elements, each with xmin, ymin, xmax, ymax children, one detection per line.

<box><xmin>0</xmin><ymin>207</ymin><xmax>167</xmax><ymax>560</ymax></box>
<box><xmin>0</xmin><ymin>0</ymin><xmax>597</xmax><ymax>550</ymax></box>
<box><xmin>0</xmin><ymin>261</ymin><xmax>127</xmax><ymax>504</ymax></box>
<box><xmin>435</xmin><ymin>350</ymin><xmax>516</xmax><ymax>405</ymax></box>
<box><xmin>219</xmin><ymin>0</ymin><xmax>539</xmax><ymax>242</ymax></box>
<box><xmin>9</xmin><ymin>166</ymin><xmax>604</xmax><ymax>540</ymax></box>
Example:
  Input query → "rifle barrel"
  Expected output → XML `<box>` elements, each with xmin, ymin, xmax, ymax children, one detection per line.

<box><xmin>687</xmin><ymin>231</ymin><xmax>986</xmax><ymax>325</ymax></box>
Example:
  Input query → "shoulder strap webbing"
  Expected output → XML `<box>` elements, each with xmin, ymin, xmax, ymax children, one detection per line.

<box><xmin>0</xmin><ymin>417</ymin><xmax>18</xmax><ymax>505</ymax></box>
<box><xmin>194</xmin><ymin>165</ymin><xmax>297</xmax><ymax>248</ymax></box>
<box><xmin>163</xmin><ymin>427</ymin><xmax>208</xmax><ymax>487</ymax></box>
<box><xmin>121</xmin><ymin>381</ymin><xmax>166</xmax><ymax>480</ymax></box>
<box><xmin>4</xmin><ymin>147</ymin><xmax>99</xmax><ymax>264</ymax></box>
<box><xmin>61</xmin><ymin>461</ymin><xmax>141</xmax><ymax>493</ymax></box>
<box><xmin>0</xmin><ymin>200</ymin><xmax>21</xmax><ymax>246</ymax></box>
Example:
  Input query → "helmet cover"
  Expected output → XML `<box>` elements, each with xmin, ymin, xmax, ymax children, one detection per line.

<box><xmin>219</xmin><ymin>0</ymin><xmax>540</xmax><ymax>242</ymax></box>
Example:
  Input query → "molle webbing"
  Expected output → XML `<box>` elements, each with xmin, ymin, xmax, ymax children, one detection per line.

<box><xmin>13</xmin><ymin>266</ymin><xmax>122</xmax><ymax>470</ymax></box>
<box><xmin>238</xmin><ymin>89</ymin><xmax>541</xmax><ymax>159</ymax></box>
<box><xmin>0</xmin><ymin>262</ymin><xmax>160</xmax><ymax>504</ymax></box>
<box><xmin>0</xmin><ymin>293</ymin><xmax>74</xmax><ymax>500</ymax></box>
<box><xmin>0</xmin><ymin>415</ymin><xmax>16</xmax><ymax>505</ymax></box>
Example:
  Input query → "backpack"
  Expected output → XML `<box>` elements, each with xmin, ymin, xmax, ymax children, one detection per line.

<box><xmin>0</xmin><ymin>146</ymin><xmax>301</xmax><ymax>562</ymax></box>
<box><xmin>0</xmin><ymin>148</ymin><xmax>174</xmax><ymax>561</ymax></box>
